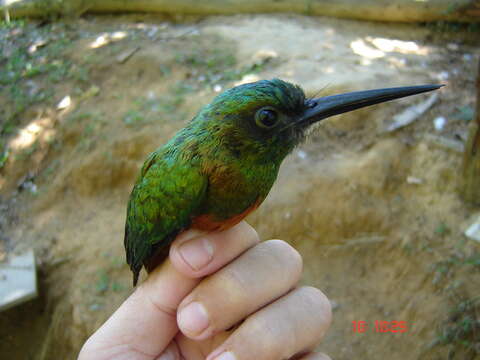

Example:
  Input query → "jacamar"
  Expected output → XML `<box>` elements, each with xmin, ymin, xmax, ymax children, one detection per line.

<box><xmin>125</xmin><ymin>79</ymin><xmax>441</xmax><ymax>285</ymax></box>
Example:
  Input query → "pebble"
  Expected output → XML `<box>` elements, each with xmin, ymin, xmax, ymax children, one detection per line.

<box><xmin>447</xmin><ymin>43</ymin><xmax>459</xmax><ymax>51</ymax></box>
<box><xmin>437</xmin><ymin>71</ymin><xmax>449</xmax><ymax>80</ymax></box>
<box><xmin>407</xmin><ymin>176</ymin><xmax>423</xmax><ymax>185</ymax></box>
<box><xmin>297</xmin><ymin>150</ymin><xmax>307</xmax><ymax>159</ymax></box>
<box><xmin>465</xmin><ymin>219</ymin><xmax>480</xmax><ymax>243</ymax></box>
<box><xmin>433</xmin><ymin>116</ymin><xmax>446</xmax><ymax>131</ymax></box>
<box><xmin>57</xmin><ymin>95</ymin><xmax>71</xmax><ymax>110</ymax></box>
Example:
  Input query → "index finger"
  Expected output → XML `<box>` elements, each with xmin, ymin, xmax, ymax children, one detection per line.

<box><xmin>78</xmin><ymin>222</ymin><xmax>259</xmax><ymax>359</ymax></box>
<box><xmin>78</xmin><ymin>256</ymin><xmax>198</xmax><ymax>360</ymax></box>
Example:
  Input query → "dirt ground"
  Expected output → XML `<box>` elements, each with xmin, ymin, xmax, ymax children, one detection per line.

<box><xmin>1</xmin><ymin>13</ymin><xmax>479</xmax><ymax>360</ymax></box>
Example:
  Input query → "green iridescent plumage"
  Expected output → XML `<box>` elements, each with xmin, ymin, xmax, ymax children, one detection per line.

<box><xmin>124</xmin><ymin>79</ymin><xmax>442</xmax><ymax>285</ymax></box>
<box><xmin>125</xmin><ymin>151</ymin><xmax>207</xmax><ymax>285</ymax></box>
<box><xmin>125</xmin><ymin>79</ymin><xmax>305</xmax><ymax>285</ymax></box>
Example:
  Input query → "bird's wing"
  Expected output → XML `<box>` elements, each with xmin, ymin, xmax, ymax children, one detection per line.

<box><xmin>124</xmin><ymin>152</ymin><xmax>207</xmax><ymax>285</ymax></box>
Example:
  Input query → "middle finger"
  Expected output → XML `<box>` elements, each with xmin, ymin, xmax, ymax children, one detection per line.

<box><xmin>177</xmin><ymin>239</ymin><xmax>303</xmax><ymax>340</ymax></box>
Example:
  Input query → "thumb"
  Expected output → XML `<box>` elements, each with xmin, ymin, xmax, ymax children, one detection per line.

<box><xmin>78</xmin><ymin>230</ymin><xmax>203</xmax><ymax>360</ymax></box>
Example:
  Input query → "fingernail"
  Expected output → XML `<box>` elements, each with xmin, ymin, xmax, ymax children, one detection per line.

<box><xmin>179</xmin><ymin>237</ymin><xmax>214</xmax><ymax>271</ymax></box>
<box><xmin>178</xmin><ymin>302</ymin><xmax>209</xmax><ymax>335</ymax></box>
<box><xmin>210</xmin><ymin>351</ymin><xmax>236</xmax><ymax>360</ymax></box>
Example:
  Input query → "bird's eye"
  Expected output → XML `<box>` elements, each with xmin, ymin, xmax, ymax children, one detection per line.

<box><xmin>255</xmin><ymin>107</ymin><xmax>279</xmax><ymax>129</ymax></box>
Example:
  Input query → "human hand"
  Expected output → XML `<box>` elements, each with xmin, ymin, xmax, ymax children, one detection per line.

<box><xmin>78</xmin><ymin>221</ymin><xmax>332</xmax><ymax>360</ymax></box>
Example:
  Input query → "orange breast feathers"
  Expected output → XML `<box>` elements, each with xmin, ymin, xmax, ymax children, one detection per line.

<box><xmin>191</xmin><ymin>198</ymin><xmax>262</xmax><ymax>232</ymax></box>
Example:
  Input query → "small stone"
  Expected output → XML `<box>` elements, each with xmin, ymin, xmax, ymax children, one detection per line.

<box><xmin>57</xmin><ymin>95</ymin><xmax>71</xmax><ymax>110</ymax></box>
<box><xmin>447</xmin><ymin>43</ymin><xmax>459</xmax><ymax>51</ymax></box>
<box><xmin>297</xmin><ymin>150</ymin><xmax>307</xmax><ymax>159</ymax></box>
<box><xmin>433</xmin><ymin>116</ymin><xmax>446</xmax><ymax>131</ymax></box>
<box><xmin>27</xmin><ymin>183</ymin><xmax>37</xmax><ymax>194</ymax></box>
<box><xmin>438</xmin><ymin>71</ymin><xmax>449</xmax><ymax>80</ymax></box>
<box><xmin>213</xmin><ymin>84</ymin><xmax>222</xmax><ymax>92</ymax></box>
<box><xmin>19</xmin><ymin>181</ymin><xmax>38</xmax><ymax>194</ymax></box>
<box><xmin>465</xmin><ymin>217</ymin><xmax>480</xmax><ymax>243</ymax></box>
<box><xmin>407</xmin><ymin>176</ymin><xmax>423</xmax><ymax>185</ymax></box>
<box><xmin>28</xmin><ymin>38</ymin><xmax>48</xmax><ymax>54</ymax></box>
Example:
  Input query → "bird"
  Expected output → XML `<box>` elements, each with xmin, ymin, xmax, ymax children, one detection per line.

<box><xmin>124</xmin><ymin>78</ymin><xmax>442</xmax><ymax>285</ymax></box>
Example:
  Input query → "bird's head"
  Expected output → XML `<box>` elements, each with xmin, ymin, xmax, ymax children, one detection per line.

<box><xmin>196</xmin><ymin>78</ymin><xmax>442</xmax><ymax>163</ymax></box>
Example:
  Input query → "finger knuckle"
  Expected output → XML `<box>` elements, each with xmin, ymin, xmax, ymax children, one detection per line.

<box><xmin>242</xmin><ymin>315</ymin><xmax>284</xmax><ymax>357</ymax></box>
<box><xmin>139</xmin><ymin>285</ymin><xmax>178</xmax><ymax>319</ymax></box>
<box><xmin>263</xmin><ymin>239</ymin><xmax>303</xmax><ymax>271</ymax></box>
<box><xmin>219</xmin><ymin>265</ymin><xmax>248</xmax><ymax>293</ymax></box>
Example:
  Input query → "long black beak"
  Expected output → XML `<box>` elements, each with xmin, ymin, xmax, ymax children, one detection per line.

<box><xmin>301</xmin><ymin>84</ymin><xmax>443</xmax><ymax>124</ymax></box>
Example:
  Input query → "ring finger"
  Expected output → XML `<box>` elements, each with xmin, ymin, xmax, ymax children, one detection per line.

<box><xmin>206</xmin><ymin>286</ymin><xmax>332</xmax><ymax>360</ymax></box>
